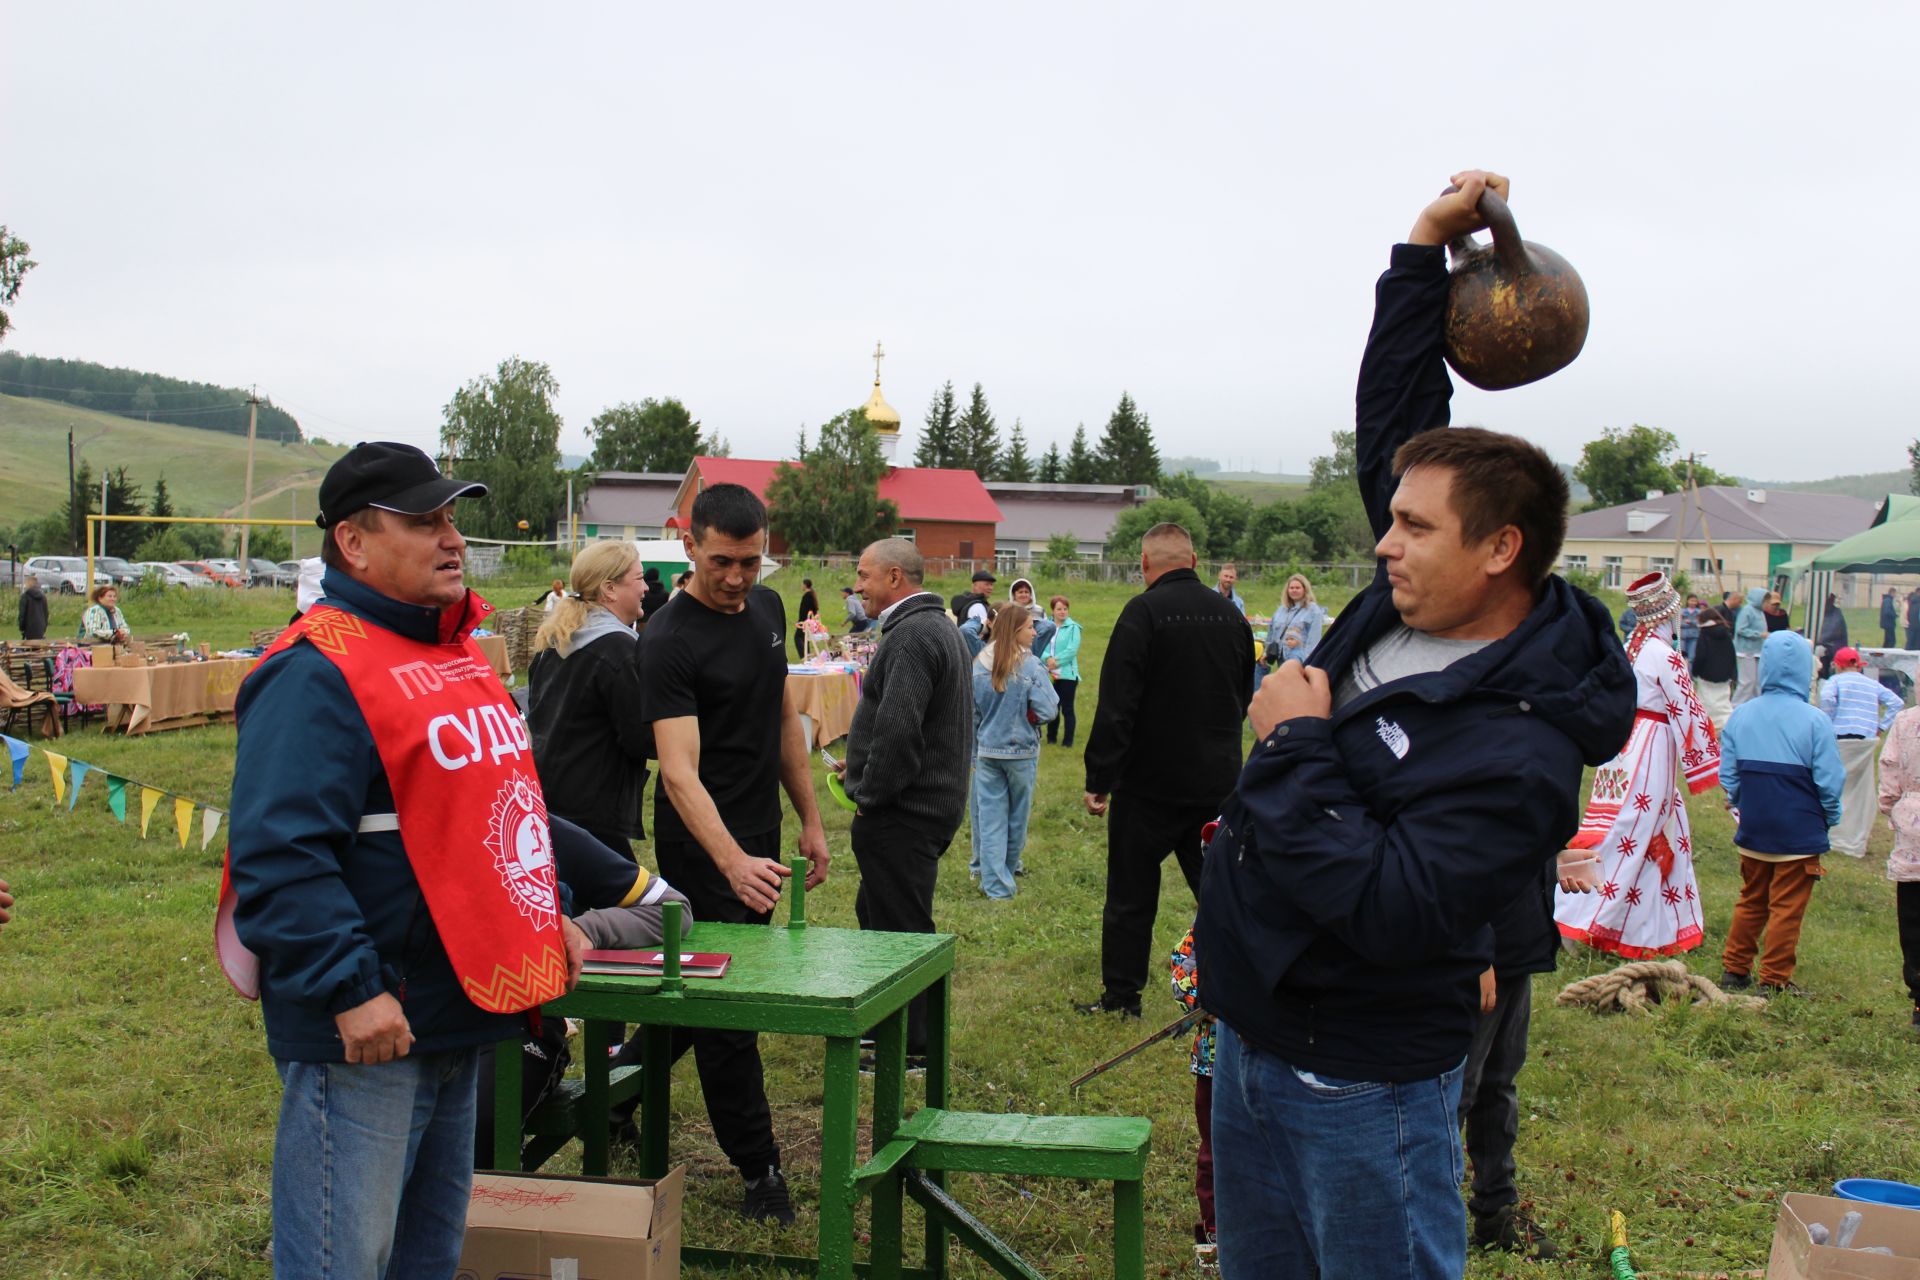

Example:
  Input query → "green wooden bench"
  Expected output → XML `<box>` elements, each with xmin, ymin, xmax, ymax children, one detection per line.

<box><xmin>514</xmin><ymin>1062</ymin><xmax>645</xmax><ymax>1172</ymax></box>
<box><xmin>861</xmin><ymin>1108</ymin><xmax>1153</xmax><ymax>1280</ymax></box>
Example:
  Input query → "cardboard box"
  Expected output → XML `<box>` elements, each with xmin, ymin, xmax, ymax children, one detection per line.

<box><xmin>1769</xmin><ymin>1192</ymin><xmax>1920</xmax><ymax>1279</ymax></box>
<box><xmin>455</xmin><ymin>1165</ymin><xmax>684</xmax><ymax>1280</ymax></box>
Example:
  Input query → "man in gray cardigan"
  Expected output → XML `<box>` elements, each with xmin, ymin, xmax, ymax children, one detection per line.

<box><xmin>840</xmin><ymin>538</ymin><xmax>974</xmax><ymax>1061</ymax></box>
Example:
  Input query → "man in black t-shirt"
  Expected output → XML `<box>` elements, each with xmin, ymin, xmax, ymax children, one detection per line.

<box><xmin>630</xmin><ymin>482</ymin><xmax>828</xmax><ymax>1225</ymax></box>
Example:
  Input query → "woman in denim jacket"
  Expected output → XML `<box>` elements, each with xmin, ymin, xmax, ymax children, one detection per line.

<box><xmin>970</xmin><ymin>606</ymin><xmax>1059</xmax><ymax>899</ymax></box>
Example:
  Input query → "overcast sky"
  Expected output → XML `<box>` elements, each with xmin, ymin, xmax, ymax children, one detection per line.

<box><xmin>4</xmin><ymin>2</ymin><xmax>1915</xmax><ymax>480</ymax></box>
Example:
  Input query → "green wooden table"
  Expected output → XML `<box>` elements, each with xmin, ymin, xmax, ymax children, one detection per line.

<box><xmin>492</xmin><ymin>914</ymin><xmax>956</xmax><ymax>1280</ymax></box>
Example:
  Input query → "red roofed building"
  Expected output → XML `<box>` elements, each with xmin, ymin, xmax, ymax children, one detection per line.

<box><xmin>670</xmin><ymin>455</ymin><xmax>1002</xmax><ymax>560</ymax></box>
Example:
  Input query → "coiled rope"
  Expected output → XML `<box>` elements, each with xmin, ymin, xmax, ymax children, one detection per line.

<box><xmin>1555</xmin><ymin>960</ymin><xmax>1766</xmax><ymax>1014</ymax></box>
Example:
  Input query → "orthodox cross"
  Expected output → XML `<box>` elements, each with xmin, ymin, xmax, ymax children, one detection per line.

<box><xmin>872</xmin><ymin>341</ymin><xmax>885</xmax><ymax>384</ymax></box>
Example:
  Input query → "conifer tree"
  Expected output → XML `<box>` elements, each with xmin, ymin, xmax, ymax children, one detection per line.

<box><xmin>1095</xmin><ymin>392</ymin><xmax>1160</xmax><ymax>486</ymax></box>
<box><xmin>914</xmin><ymin>381</ymin><xmax>960</xmax><ymax>469</ymax></box>
<box><xmin>999</xmin><ymin>420</ymin><xmax>1035</xmax><ymax>482</ymax></box>
<box><xmin>956</xmin><ymin>382</ymin><xmax>1000</xmax><ymax>477</ymax></box>
<box><xmin>1064</xmin><ymin>424</ymin><xmax>1100</xmax><ymax>484</ymax></box>
<box><xmin>1038</xmin><ymin>441</ymin><xmax>1064</xmax><ymax>484</ymax></box>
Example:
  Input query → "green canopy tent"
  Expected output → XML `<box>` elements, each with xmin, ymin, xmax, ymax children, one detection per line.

<box><xmin>1784</xmin><ymin>495</ymin><xmax>1920</xmax><ymax>656</ymax></box>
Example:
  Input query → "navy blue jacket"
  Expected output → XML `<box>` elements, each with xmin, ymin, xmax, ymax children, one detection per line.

<box><xmin>230</xmin><ymin>569</ymin><xmax>522</xmax><ymax>1062</ymax></box>
<box><xmin>1195</xmin><ymin>244</ymin><xmax>1636</xmax><ymax>1082</ymax></box>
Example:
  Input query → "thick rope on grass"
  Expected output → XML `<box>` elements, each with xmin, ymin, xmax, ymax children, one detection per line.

<box><xmin>1555</xmin><ymin>960</ymin><xmax>1767</xmax><ymax>1014</ymax></box>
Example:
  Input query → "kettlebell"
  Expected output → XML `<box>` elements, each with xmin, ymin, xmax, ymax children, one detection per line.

<box><xmin>1443</xmin><ymin>187</ymin><xmax>1590</xmax><ymax>390</ymax></box>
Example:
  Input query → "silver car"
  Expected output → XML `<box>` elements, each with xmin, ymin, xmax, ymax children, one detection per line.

<box><xmin>135</xmin><ymin>561</ymin><xmax>215</xmax><ymax>590</ymax></box>
<box><xmin>12</xmin><ymin>556</ymin><xmax>92</xmax><ymax>594</ymax></box>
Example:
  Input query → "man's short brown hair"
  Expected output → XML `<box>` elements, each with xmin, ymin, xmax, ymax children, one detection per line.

<box><xmin>319</xmin><ymin>509</ymin><xmax>385</xmax><ymax>571</ymax></box>
<box><xmin>1392</xmin><ymin>427</ymin><xmax>1568</xmax><ymax>587</ymax></box>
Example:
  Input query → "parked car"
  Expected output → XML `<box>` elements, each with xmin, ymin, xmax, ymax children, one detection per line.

<box><xmin>9</xmin><ymin>556</ymin><xmax>92</xmax><ymax>594</ymax></box>
<box><xmin>244</xmin><ymin>558</ymin><xmax>293</xmax><ymax>587</ymax></box>
<box><xmin>208</xmin><ymin>558</ymin><xmax>244</xmax><ymax>578</ymax></box>
<box><xmin>93</xmin><ymin>555</ymin><xmax>143</xmax><ymax>586</ymax></box>
<box><xmin>178</xmin><ymin>560</ymin><xmax>243</xmax><ymax>588</ymax></box>
<box><xmin>136</xmin><ymin>561</ymin><xmax>214</xmax><ymax>589</ymax></box>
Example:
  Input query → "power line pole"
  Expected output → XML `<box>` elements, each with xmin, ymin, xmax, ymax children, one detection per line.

<box><xmin>239</xmin><ymin>386</ymin><xmax>260</xmax><ymax>576</ymax></box>
<box><xmin>67</xmin><ymin>425</ymin><xmax>77</xmax><ymax>554</ymax></box>
<box><xmin>100</xmin><ymin>468</ymin><xmax>109</xmax><ymax>558</ymax></box>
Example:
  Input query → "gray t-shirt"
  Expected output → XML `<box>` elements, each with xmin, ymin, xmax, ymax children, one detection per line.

<box><xmin>1333</xmin><ymin>624</ymin><xmax>1493</xmax><ymax>711</ymax></box>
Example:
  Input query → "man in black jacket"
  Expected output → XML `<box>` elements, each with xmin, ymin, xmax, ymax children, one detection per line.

<box><xmin>1195</xmin><ymin>172</ymin><xmax>1635</xmax><ymax>1279</ymax></box>
<box><xmin>841</xmin><ymin>537</ymin><xmax>973</xmax><ymax>1062</ymax></box>
<box><xmin>1078</xmin><ymin>523</ymin><xmax>1253</xmax><ymax>1017</ymax></box>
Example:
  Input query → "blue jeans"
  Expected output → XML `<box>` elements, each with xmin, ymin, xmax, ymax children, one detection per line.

<box><xmin>1211</xmin><ymin>1022</ymin><xmax>1466</xmax><ymax>1280</ymax></box>
<box><xmin>971</xmin><ymin>755</ymin><xmax>1036</xmax><ymax>899</ymax></box>
<box><xmin>272</xmin><ymin>1049</ymin><xmax>480</xmax><ymax>1280</ymax></box>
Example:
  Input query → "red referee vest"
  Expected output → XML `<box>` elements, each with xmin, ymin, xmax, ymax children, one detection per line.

<box><xmin>218</xmin><ymin>598</ymin><xmax>567</xmax><ymax>1015</ymax></box>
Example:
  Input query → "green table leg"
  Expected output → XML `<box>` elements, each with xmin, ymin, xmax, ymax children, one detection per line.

<box><xmin>1113</xmin><ymin>1180</ymin><xmax>1145</xmax><ymax>1280</ymax></box>
<box><xmin>640</xmin><ymin>1023</ymin><xmax>672</xmax><ymax>1179</ymax></box>
<box><xmin>819</xmin><ymin>1034</ymin><xmax>860</xmax><ymax>1280</ymax></box>
<box><xmin>868</xmin><ymin>1008</ymin><xmax>907</xmax><ymax>1280</ymax></box>
<box><xmin>580</xmin><ymin>1019</ymin><xmax>612</xmax><ymax>1175</ymax></box>
<box><xmin>491</xmin><ymin>1034</ymin><xmax>523</xmax><ymax>1171</ymax></box>
<box><xmin>924</xmin><ymin>974</ymin><xmax>951</xmax><ymax>1280</ymax></box>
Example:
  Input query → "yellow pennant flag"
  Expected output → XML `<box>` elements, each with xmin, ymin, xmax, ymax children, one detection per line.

<box><xmin>174</xmin><ymin>797</ymin><xmax>194</xmax><ymax>849</ymax></box>
<box><xmin>140</xmin><ymin>786</ymin><xmax>163</xmax><ymax>837</ymax></box>
<box><xmin>44</xmin><ymin>750</ymin><xmax>68</xmax><ymax>806</ymax></box>
<box><xmin>201</xmin><ymin>807</ymin><xmax>223</xmax><ymax>852</ymax></box>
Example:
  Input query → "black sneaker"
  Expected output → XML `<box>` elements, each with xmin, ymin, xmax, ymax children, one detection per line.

<box><xmin>859</xmin><ymin>1051</ymin><xmax>929</xmax><ymax>1074</ymax></box>
<box><xmin>1759</xmin><ymin>981</ymin><xmax>1811</xmax><ymax>998</ymax></box>
<box><xmin>1073</xmin><ymin>996</ymin><xmax>1142</xmax><ymax>1019</ymax></box>
<box><xmin>1910</xmin><ymin>1006</ymin><xmax>1920</xmax><ymax>1031</ymax></box>
<box><xmin>1719</xmin><ymin>971</ymin><xmax>1753</xmax><ymax>991</ymax></box>
<box><xmin>741</xmin><ymin>1165</ymin><xmax>795</xmax><ymax>1225</ymax></box>
<box><xmin>1473</xmin><ymin>1206</ymin><xmax>1561</xmax><ymax>1260</ymax></box>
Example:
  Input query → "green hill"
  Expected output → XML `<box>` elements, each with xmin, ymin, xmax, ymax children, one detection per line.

<box><xmin>0</xmin><ymin>392</ymin><xmax>349</xmax><ymax>527</ymax></box>
<box><xmin>1744</xmin><ymin>469</ymin><xmax>1910</xmax><ymax>503</ymax></box>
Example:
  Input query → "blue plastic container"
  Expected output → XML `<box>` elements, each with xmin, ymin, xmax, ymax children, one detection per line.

<box><xmin>1833</xmin><ymin>1178</ymin><xmax>1920</xmax><ymax>1209</ymax></box>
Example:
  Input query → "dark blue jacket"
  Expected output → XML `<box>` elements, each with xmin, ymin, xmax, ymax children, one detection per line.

<box><xmin>1195</xmin><ymin>244</ymin><xmax>1636</xmax><ymax>1082</ymax></box>
<box><xmin>229</xmin><ymin>569</ymin><xmax>522</xmax><ymax>1062</ymax></box>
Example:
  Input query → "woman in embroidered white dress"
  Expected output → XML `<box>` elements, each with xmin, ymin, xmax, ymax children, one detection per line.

<box><xmin>1555</xmin><ymin>573</ymin><xmax>1721</xmax><ymax>957</ymax></box>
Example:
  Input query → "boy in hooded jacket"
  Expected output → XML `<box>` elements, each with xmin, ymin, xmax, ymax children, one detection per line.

<box><xmin>1719</xmin><ymin>630</ymin><xmax>1844</xmax><ymax>995</ymax></box>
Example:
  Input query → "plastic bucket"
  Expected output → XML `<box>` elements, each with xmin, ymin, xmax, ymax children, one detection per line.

<box><xmin>1833</xmin><ymin>1178</ymin><xmax>1920</xmax><ymax>1209</ymax></box>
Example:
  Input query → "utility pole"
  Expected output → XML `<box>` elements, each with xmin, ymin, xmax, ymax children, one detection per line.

<box><xmin>289</xmin><ymin>489</ymin><xmax>298</xmax><ymax>559</ymax></box>
<box><xmin>239</xmin><ymin>387</ymin><xmax>260</xmax><ymax>575</ymax></box>
<box><xmin>67</xmin><ymin>426</ymin><xmax>77</xmax><ymax>554</ymax></box>
<box><xmin>100</xmin><ymin>469</ymin><xmax>109</xmax><ymax>557</ymax></box>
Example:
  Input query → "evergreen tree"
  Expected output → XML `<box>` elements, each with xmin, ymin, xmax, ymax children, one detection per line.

<box><xmin>766</xmin><ymin>409</ymin><xmax>899</xmax><ymax>554</ymax></box>
<box><xmin>149</xmin><ymin>474</ymin><xmax>175</xmax><ymax>520</ymax></box>
<box><xmin>1095</xmin><ymin>392</ymin><xmax>1160</xmax><ymax>485</ymax></box>
<box><xmin>1064</xmin><ymin>424</ymin><xmax>1100</xmax><ymax>484</ymax></box>
<box><xmin>102</xmin><ymin>466</ymin><xmax>148</xmax><ymax>558</ymax></box>
<box><xmin>914</xmin><ymin>381</ymin><xmax>961</xmax><ymax>469</ymax></box>
<box><xmin>998</xmin><ymin>420</ymin><xmax>1035</xmax><ymax>482</ymax></box>
<box><xmin>1038</xmin><ymin>441</ymin><xmax>1064</xmax><ymax>484</ymax></box>
<box><xmin>64</xmin><ymin>460</ymin><xmax>96</xmax><ymax>554</ymax></box>
<box><xmin>955</xmin><ymin>383</ymin><xmax>1000</xmax><ymax>477</ymax></box>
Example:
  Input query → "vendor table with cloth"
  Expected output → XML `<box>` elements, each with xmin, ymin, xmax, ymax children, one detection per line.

<box><xmin>787</xmin><ymin>667</ymin><xmax>859</xmax><ymax>748</ymax></box>
<box><xmin>71</xmin><ymin>657</ymin><xmax>257</xmax><ymax>733</ymax></box>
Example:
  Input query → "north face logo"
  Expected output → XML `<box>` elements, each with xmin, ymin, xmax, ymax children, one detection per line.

<box><xmin>1375</xmin><ymin>717</ymin><xmax>1410</xmax><ymax>760</ymax></box>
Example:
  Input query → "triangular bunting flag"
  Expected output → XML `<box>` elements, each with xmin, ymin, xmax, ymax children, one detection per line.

<box><xmin>3</xmin><ymin>733</ymin><xmax>28</xmax><ymax>789</ymax></box>
<box><xmin>45</xmin><ymin>750</ymin><xmax>68</xmax><ymax>806</ymax></box>
<box><xmin>140</xmin><ymin>786</ymin><xmax>163</xmax><ymax>837</ymax></box>
<box><xmin>106</xmin><ymin>775</ymin><xmax>128</xmax><ymax>822</ymax></box>
<box><xmin>174</xmin><ymin>796</ymin><xmax>195</xmax><ymax>849</ymax></box>
<box><xmin>67</xmin><ymin>759</ymin><xmax>92</xmax><ymax>811</ymax></box>
<box><xmin>201</xmin><ymin>808</ymin><xmax>223</xmax><ymax>852</ymax></box>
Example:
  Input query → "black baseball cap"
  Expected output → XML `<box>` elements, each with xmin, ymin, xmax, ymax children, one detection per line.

<box><xmin>971</xmin><ymin>569</ymin><xmax>997</xmax><ymax>584</ymax></box>
<box><xmin>315</xmin><ymin>442</ymin><xmax>487</xmax><ymax>528</ymax></box>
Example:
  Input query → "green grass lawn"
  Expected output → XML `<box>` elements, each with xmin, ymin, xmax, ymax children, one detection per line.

<box><xmin>0</xmin><ymin>392</ymin><xmax>348</xmax><ymax>523</ymax></box>
<box><xmin>3</xmin><ymin>568</ymin><xmax>1917</xmax><ymax>1277</ymax></box>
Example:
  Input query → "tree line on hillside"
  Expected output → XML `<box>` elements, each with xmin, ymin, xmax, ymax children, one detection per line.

<box><xmin>913</xmin><ymin>382</ymin><xmax>1158</xmax><ymax>487</ymax></box>
<box><xmin>0</xmin><ymin>353</ymin><xmax>304</xmax><ymax>443</ymax></box>
<box><xmin>0</xmin><ymin>463</ymin><xmax>294</xmax><ymax>566</ymax></box>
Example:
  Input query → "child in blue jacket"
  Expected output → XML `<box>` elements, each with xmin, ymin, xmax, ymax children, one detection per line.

<box><xmin>1719</xmin><ymin>631</ymin><xmax>1845</xmax><ymax>995</ymax></box>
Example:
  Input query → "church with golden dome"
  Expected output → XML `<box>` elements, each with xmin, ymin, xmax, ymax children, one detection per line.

<box><xmin>862</xmin><ymin>340</ymin><xmax>903</xmax><ymax>461</ymax></box>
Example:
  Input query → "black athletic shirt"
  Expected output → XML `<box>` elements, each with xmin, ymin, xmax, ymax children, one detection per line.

<box><xmin>639</xmin><ymin>585</ymin><xmax>788</xmax><ymax>844</ymax></box>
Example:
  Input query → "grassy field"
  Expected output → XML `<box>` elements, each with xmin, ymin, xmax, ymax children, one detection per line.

<box><xmin>0</xmin><ymin>392</ymin><xmax>348</xmax><ymax>524</ymax></box>
<box><xmin>3</xmin><ymin>565</ymin><xmax>1918</xmax><ymax>1278</ymax></box>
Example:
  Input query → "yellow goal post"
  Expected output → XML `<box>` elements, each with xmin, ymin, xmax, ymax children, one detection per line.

<box><xmin>83</xmin><ymin>514</ymin><xmax>312</xmax><ymax>595</ymax></box>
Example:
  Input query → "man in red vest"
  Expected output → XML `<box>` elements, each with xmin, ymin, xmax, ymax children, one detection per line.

<box><xmin>227</xmin><ymin>442</ymin><xmax>587</xmax><ymax>1279</ymax></box>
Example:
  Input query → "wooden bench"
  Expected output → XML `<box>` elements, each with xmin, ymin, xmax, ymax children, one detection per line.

<box><xmin>862</xmin><ymin>1108</ymin><xmax>1153</xmax><ymax>1280</ymax></box>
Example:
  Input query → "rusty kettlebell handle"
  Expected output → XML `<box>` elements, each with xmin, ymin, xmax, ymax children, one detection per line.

<box><xmin>1442</xmin><ymin>184</ymin><xmax>1529</xmax><ymax>276</ymax></box>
